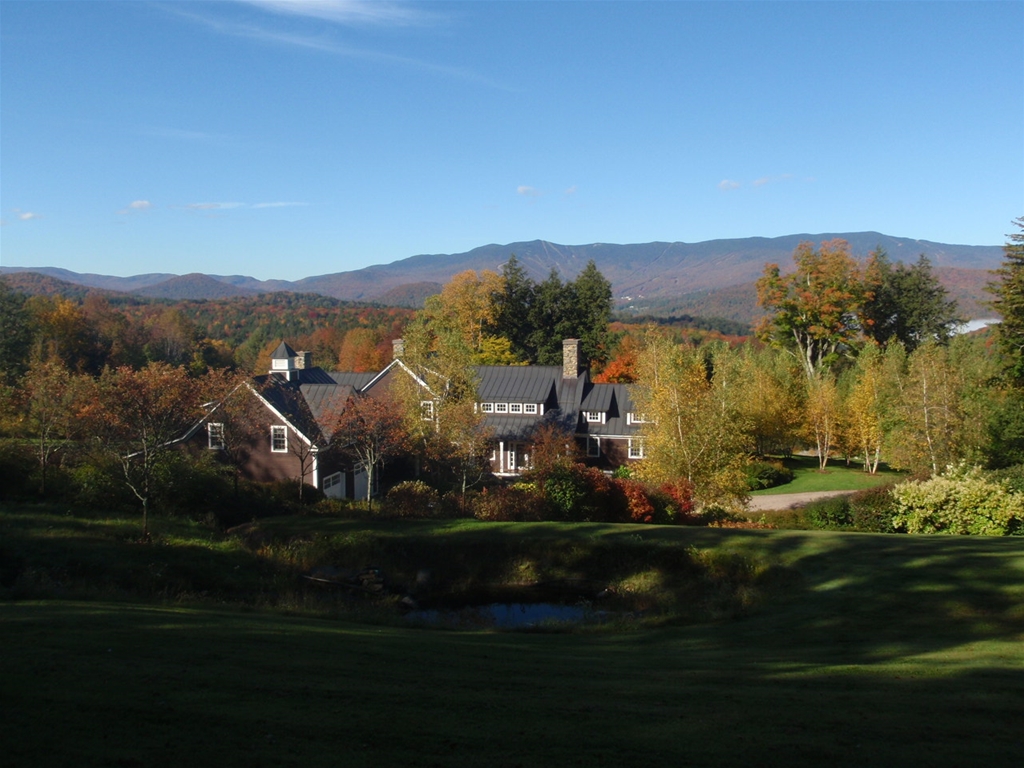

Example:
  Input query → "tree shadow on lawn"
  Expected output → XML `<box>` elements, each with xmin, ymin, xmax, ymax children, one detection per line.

<box><xmin>2</xmin><ymin>600</ymin><xmax>1022</xmax><ymax>768</ymax></box>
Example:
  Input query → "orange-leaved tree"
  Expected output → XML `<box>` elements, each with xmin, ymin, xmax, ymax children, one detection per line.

<box><xmin>756</xmin><ymin>239</ymin><xmax>869</xmax><ymax>379</ymax></box>
<box><xmin>81</xmin><ymin>363</ymin><xmax>204</xmax><ymax>538</ymax></box>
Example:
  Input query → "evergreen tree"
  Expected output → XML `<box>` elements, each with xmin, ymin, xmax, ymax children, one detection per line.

<box><xmin>0</xmin><ymin>278</ymin><xmax>32</xmax><ymax>385</ymax></box>
<box><xmin>861</xmin><ymin>250</ymin><xmax>962</xmax><ymax>352</ymax></box>
<box><xmin>987</xmin><ymin>216</ymin><xmax>1024</xmax><ymax>384</ymax></box>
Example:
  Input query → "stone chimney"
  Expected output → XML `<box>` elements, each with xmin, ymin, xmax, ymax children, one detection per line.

<box><xmin>296</xmin><ymin>351</ymin><xmax>312</xmax><ymax>370</ymax></box>
<box><xmin>562</xmin><ymin>338</ymin><xmax>581</xmax><ymax>379</ymax></box>
<box><xmin>393</xmin><ymin>338</ymin><xmax>406</xmax><ymax>360</ymax></box>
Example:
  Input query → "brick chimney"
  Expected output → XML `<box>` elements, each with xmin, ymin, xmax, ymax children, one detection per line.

<box><xmin>562</xmin><ymin>338</ymin><xmax>581</xmax><ymax>379</ymax></box>
<box><xmin>393</xmin><ymin>338</ymin><xmax>406</xmax><ymax>360</ymax></box>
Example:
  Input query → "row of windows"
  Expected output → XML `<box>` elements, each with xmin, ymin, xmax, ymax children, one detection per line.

<box><xmin>479</xmin><ymin>402</ymin><xmax>541</xmax><ymax>415</ymax></box>
<box><xmin>585</xmin><ymin>437</ymin><xmax>645</xmax><ymax>459</ymax></box>
<box><xmin>207</xmin><ymin>423</ymin><xmax>289</xmax><ymax>452</ymax></box>
<box><xmin>208</xmin><ymin>421</ymin><xmax>644</xmax><ymax>460</ymax></box>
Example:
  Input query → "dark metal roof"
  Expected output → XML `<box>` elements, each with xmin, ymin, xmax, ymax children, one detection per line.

<box><xmin>271</xmin><ymin>341</ymin><xmax>297</xmax><ymax>360</ymax></box>
<box><xmin>475</xmin><ymin>365</ymin><xmax>561</xmax><ymax>403</ymax></box>
<box><xmin>300</xmin><ymin>384</ymin><xmax>355</xmax><ymax>441</ymax></box>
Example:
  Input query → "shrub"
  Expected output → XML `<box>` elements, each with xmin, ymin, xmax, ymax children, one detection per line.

<box><xmin>743</xmin><ymin>459</ymin><xmax>794</xmax><ymax>491</ymax></box>
<box><xmin>381</xmin><ymin>480</ymin><xmax>441</xmax><ymax>519</ymax></box>
<box><xmin>847</xmin><ymin>484</ymin><xmax>897</xmax><ymax>532</ymax></box>
<box><xmin>613</xmin><ymin>478</ymin><xmax>655</xmax><ymax>523</ymax></box>
<box><xmin>891</xmin><ymin>464</ymin><xmax>1024</xmax><ymax>536</ymax></box>
<box><xmin>0</xmin><ymin>440</ymin><xmax>36</xmax><ymax>500</ymax></box>
<box><xmin>472</xmin><ymin>483</ymin><xmax>545</xmax><ymax>522</ymax></box>
<box><xmin>804</xmin><ymin>495</ymin><xmax>852</xmax><ymax>530</ymax></box>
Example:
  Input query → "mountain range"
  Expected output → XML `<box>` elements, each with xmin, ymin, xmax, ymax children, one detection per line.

<box><xmin>2</xmin><ymin>232</ymin><xmax>1004</xmax><ymax>322</ymax></box>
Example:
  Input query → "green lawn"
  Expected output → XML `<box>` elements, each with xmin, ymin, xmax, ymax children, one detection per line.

<box><xmin>751</xmin><ymin>454</ymin><xmax>904</xmax><ymax>495</ymax></box>
<box><xmin>3</xmin><ymin>506</ymin><xmax>1023</xmax><ymax>767</ymax></box>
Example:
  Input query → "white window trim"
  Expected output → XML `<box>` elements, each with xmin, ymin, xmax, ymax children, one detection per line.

<box><xmin>587</xmin><ymin>436</ymin><xmax>601</xmax><ymax>458</ymax></box>
<box><xmin>524</xmin><ymin>403</ymin><xmax>539</xmax><ymax>415</ymax></box>
<box><xmin>420</xmin><ymin>400</ymin><xmax>435</xmax><ymax>421</ymax></box>
<box><xmin>627</xmin><ymin>412</ymin><xmax>649</xmax><ymax>425</ymax></box>
<box><xmin>509</xmin><ymin>403</ymin><xmax>523</xmax><ymax>414</ymax></box>
<box><xmin>323</xmin><ymin>472</ymin><xmax>343</xmax><ymax>490</ymax></box>
<box><xmin>207</xmin><ymin>422</ymin><xmax>225</xmax><ymax>450</ymax></box>
<box><xmin>585</xmin><ymin>411</ymin><xmax>605</xmax><ymax>424</ymax></box>
<box><xmin>628</xmin><ymin>438</ymin><xmax>645</xmax><ymax>459</ymax></box>
<box><xmin>481</xmin><ymin>402</ymin><xmax>494</xmax><ymax>413</ymax></box>
<box><xmin>494</xmin><ymin>402</ymin><xmax>509</xmax><ymax>413</ymax></box>
<box><xmin>271</xmin><ymin>425</ymin><xmax>288</xmax><ymax>453</ymax></box>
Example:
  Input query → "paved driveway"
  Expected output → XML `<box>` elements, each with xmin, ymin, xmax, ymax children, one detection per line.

<box><xmin>746</xmin><ymin>490</ymin><xmax>854</xmax><ymax>511</ymax></box>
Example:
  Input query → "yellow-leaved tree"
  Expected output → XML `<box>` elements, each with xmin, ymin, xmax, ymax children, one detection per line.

<box><xmin>630</xmin><ymin>331</ymin><xmax>749</xmax><ymax>511</ymax></box>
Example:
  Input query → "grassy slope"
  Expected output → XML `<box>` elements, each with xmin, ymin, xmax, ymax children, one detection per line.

<box><xmin>2</xmin><ymin>512</ymin><xmax>1023</xmax><ymax>767</ymax></box>
<box><xmin>751</xmin><ymin>455</ymin><xmax>903</xmax><ymax>495</ymax></box>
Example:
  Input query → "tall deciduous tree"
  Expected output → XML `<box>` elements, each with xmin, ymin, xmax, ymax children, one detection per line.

<box><xmin>631</xmin><ymin>332</ymin><xmax>748</xmax><ymax>510</ymax></box>
<box><xmin>987</xmin><ymin>216</ymin><xmax>1024</xmax><ymax>383</ymax></box>
<box><xmin>728</xmin><ymin>345</ymin><xmax>803</xmax><ymax>457</ymax></box>
<box><xmin>83</xmin><ymin>364</ymin><xmax>203</xmax><ymax>538</ymax></box>
<box><xmin>756</xmin><ymin>239</ymin><xmax>867</xmax><ymax>379</ymax></box>
<box><xmin>803</xmin><ymin>373</ymin><xmax>842</xmax><ymax>470</ymax></box>
<box><xmin>861</xmin><ymin>250</ymin><xmax>962</xmax><ymax>352</ymax></box>
<box><xmin>24</xmin><ymin>360</ymin><xmax>83</xmax><ymax>494</ymax></box>
<box><xmin>331</xmin><ymin>394</ymin><xmax>410</xmax><ymax>508</ymax></box>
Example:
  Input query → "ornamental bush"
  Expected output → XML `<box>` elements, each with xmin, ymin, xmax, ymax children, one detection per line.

<box><xmin>891</xmin><ymin>464</ymin><xmax>1024</xmax><ymax>536</ymax></box>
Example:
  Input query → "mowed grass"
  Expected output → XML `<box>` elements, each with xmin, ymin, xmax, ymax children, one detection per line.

<box><xmin>2</xmin><ymin>506</ymin><xmax>1024</xmax><ymax>767</ymax></box>
<box><xmin>751</xmin><ymin>454</ymin><xmax>904</xmax><ymax>495</ymax></box>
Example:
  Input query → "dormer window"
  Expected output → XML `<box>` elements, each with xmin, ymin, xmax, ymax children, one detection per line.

<box><xmin>627</xmin><ymin>412</ymin><xmax>649</xmax><ymax>425</ymax></box>
<box><xmin>584</xmin><ymin>411</ymin><xmax>605</xmax><ymax>424</ymax></box>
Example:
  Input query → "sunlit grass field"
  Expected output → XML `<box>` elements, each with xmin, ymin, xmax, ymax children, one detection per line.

<box><xmin>750</xmin><ymin>454</ymin><xmax>903</xmax><ymax>495</ymax></box>
<box><xmin>2</xmin><ymin>504</ymin><xmax>1023</xmax><ymax>767</ymax></box>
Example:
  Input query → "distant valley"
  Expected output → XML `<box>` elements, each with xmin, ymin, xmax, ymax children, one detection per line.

<box><xmin>2</xmin><ymin>232</ymin><xmax>1003</xmax><ymax>322</ymax></box>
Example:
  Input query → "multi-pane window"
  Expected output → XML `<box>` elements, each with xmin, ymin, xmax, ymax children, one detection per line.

<box><xmin>584</xmin><ymin>411</ymin><xmax>604</xmax><ymax>423</ymax></box>
<box><xmin>271</xmin><ymin>425</ymin><xmax>288</xmax><ymax>453</ymax></box>
<box><xmin>420</xmin><ymin>401</ymin><xmax>434</xmax><ymax>420</ymax></box>
<box><xmin>628</xmin><ymin>439</ymin><xmax>645</xmax><ymax>459</ymax></box>
<box><xmin>207</xmin><ymin>422</ymin><xmax>225</xmax><ymax>450</ymax></box>
<box><xmin>627</xmin><ymin>413</ymin><xmax>649</xmax><ymax>425</ymax></box>
<box><xmin>479</xmin><ymin>402</ymin><xmax>540</xmax><ymax>415</ymax></box>
<box><xmin>323</xmin><ymin>472</ymin><xmax>343</xmax><ymax>491</ymax></box>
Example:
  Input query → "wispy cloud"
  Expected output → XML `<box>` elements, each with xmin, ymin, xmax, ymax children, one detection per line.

<box><xmin>18</xmin><ymin>211</ymin><xmax>42</xmax><ymax>221</ymax></box>
<box><xmin>252</xmin><ymin>201</ymin><xmax>309</xmax><ymax>209</ymax></box>
<box><xmin>185</xmin><ymin>202</ymin><xmax>246</xmax><ymax>211</ymax></box>
<box><xmin>159</xmin><ymin>2</ymin><xmax>510</xmax><ymax>90</ymax></box>
<box><xmin>239</xmin><ymin>1</ymin><xmax>441</xmax><ymax>28</ymax></box>
<box><xmin>563</xmin><ymin>185</ymin><xmax>578</xmax><ymax>198</ymax></box>
<box><xmin>118</xmin><ymin>200</ymin><xmax>153</xmax><ymax>214</ymax></box>
<box><xmin>752</xmin><ymin>174</ymin><xmax>794</xmax><ymax>188</ymax></box>
<box><xmin>718</xmin><ymin>180</ymin><xmax>741</xmax><ymax>191</ymax></box>
<box><xmin>517</xmin><ymin>185</ymin><xmax>542</xmax><ymax>198</ymax></box>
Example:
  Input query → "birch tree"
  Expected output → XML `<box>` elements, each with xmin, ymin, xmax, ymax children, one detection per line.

<box><xmin>631</xmin><ymin>332</ymin><xmax>748</xmax><ymax>510</ymax></box>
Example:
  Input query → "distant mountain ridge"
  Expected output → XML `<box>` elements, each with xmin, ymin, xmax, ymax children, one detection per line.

<box><xmin>3</xmin><ymin>232</ymin><xmax>1004</xmax><ymax>317</ymax></box>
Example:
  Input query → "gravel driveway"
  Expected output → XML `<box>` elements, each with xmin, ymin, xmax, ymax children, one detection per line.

<box><xmin>746</xmin><ymin>490</ymin><xmax>855</xmax><ymax>511</ymax></box>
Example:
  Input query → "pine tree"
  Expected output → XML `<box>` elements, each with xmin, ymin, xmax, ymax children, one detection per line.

<box><xmin>987</xmin><ymin>217</ymin><xmax>1024</xmax><ymax>384</ymax></box>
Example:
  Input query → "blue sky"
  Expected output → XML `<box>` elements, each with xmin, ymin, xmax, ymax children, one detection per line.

<box><xmin>2</xmin><ymin>0</ymin><xmax>1022</xmax><ymax>281</ymax></box>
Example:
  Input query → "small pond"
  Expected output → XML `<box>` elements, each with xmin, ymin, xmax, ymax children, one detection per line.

<box><xmin>406</xmin><ymin>601</ymin><xmax>613</xmax><ymax>629</ymax></box>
